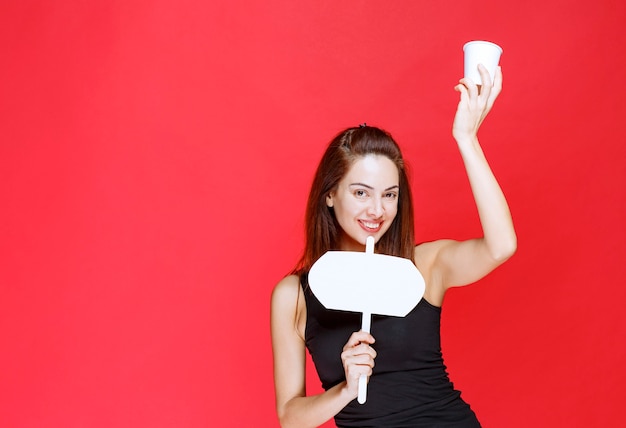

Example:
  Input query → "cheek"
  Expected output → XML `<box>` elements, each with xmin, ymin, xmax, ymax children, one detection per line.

<box><xmin>335</xmin><ymin>197</ymin><xmax>360</xmax><ymax>216</ymax></box>
<box><xmin>387</xmin><ymin>201</ymin><xmax>399</xmax><ymax>219</ymax></box>
<box><xmin>331</xmin><ymin>202</ymin><xmax>351</xmax><ymax>225</ymax></box>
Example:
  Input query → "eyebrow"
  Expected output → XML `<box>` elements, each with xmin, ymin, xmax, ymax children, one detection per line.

<box><xmin>349</xmin><ymin>183</ymin><xmax>400</xmax><ymax>191</ymax></box>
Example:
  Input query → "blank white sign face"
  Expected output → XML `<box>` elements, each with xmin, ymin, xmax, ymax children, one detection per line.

<box><xmin>308</xmin><ymin>249</ymin><xmax>425</xmax><ymax>317</ymax></box>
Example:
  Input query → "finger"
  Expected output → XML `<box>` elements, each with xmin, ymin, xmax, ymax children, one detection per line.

<box><xmin>347</xmin><ymin>363</ymin><xmax>374</xmax><ymax>378</ymax></box>
<box><xmin>343</xmin><ymin>331</ymin><xmax>375</xmax><ymax>349</ymax></box>
<box><xmin>455</xmin><ymin>83</ymin><xmax>469</xmax><ymax>105</ymax></box>
<box><xmin>343</xmin><ymin>352</ymin><xmax>376</xmax><ymax>367</ymax></box>
<box><xmin>341</xmin><ymin>343</ymin><xmax>377</xmax><ymax>368</ymax></box>
<box><xmin>342</xmin><ymin>356</ymin><xmax>376</xmax><ymax>380</ymax></box>
<box><xmin>352</xmin><ymin>343</ymin><xmax>377</xmax><ymax>358</ymax></box>
<box><xmin>485</xmin><ymin>66</ymin><xmax>502</xmax><ymax>109</ymax></box>
<box><xmin>458</xmin><ymin>76</ymin><xmax>478</xmax><ymax>91</ymax></box>
<box><xmin>491</xmin><ymin>66</ymin><xmax>503</xmax><ymax>98</ymax></box>
<box><xmin>477</xmin><ymin>63</ymin><xmax>493</xmax><ymax>88</ymax></box>
<box><xmin>493</xmin><ymin>65</ymin><xmax>503</xmax><ymax>91</ymax></box>
<box><xmin>358</xmin><ymin>330</ymin><xmax>375</xmax><ymax>343</ymax></box>
<box><xmin>459</xmin><ymin>76</ymin><xmax>479</xmax><ymax>101</ymax></box>
<box><xmin>476</xmin><ymin>64</ymin><xmax>493</xmax><ymax>101</ymax></box>
<box><xmin>345</xmin><ymin>363</ymin><xmax>373</xmax><ymax>383</ymax></box>
<box><xmin>342</xmin><ymin>343</ymin><xmax>377</xmax><ymax>362</ymax></box>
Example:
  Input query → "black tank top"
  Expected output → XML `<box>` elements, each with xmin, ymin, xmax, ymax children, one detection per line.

<box><xmin>302</xmin><ymin>273</ymin><xmax>481</xmax><ymax>427</ymax></box>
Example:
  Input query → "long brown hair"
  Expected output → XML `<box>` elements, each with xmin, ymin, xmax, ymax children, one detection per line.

<box><xmin>294</xmin><ymin>125</ymin><xmax>415</xmax><ymax>275</ymax></box>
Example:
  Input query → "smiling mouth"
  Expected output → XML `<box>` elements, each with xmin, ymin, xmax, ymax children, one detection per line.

<box><xmin>359</xmin><ymin>220</ymin><xmax>382</xmax><ymax>232</ymax></box>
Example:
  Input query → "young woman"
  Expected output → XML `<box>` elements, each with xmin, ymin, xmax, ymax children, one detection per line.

<box><xmin>271</xmin><ymin>65</ymin><xmax>516</xmax><ymax>428</ymax></box>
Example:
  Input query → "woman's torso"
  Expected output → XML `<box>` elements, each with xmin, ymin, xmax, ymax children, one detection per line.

<box><xmin>301</xmin><ymin>273</ymin><xmax>480</xmax><ymax>427</ymax></box>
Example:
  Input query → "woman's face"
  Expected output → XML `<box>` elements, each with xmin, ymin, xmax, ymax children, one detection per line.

<box><xmin>326</xmin><ymin>154</ymin><xmax>399</xmax><ymax>251</ymax></box>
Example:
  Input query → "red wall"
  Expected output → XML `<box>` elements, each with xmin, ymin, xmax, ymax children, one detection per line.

<box><xmin>1</xmin><ymin>1</ymin><xmax>625</xmax><ymax>426</ymax></box>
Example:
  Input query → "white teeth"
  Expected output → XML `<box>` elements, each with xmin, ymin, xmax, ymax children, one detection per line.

<box><xmin>362</xmin><ymin>221</ymin><xmax>380</xmax><ymax>229</ymax></box>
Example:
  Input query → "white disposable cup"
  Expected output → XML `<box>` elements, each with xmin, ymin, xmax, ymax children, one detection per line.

<box><xmin>463</xmin><ymin>41</ymin><xmax>502</xmax><ymax>86</ymax></box>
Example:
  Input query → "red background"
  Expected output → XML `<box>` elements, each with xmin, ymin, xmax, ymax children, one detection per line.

<box><xmin>1</xmin><ymin>1</ymin><xmax>625</xmax><ymax>427</ymax></box>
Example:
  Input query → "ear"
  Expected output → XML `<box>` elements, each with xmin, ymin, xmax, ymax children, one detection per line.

<box><xmin>326</xmin><ymin>193</ymin><xmax>334</xmax><ymax>208</ymax></box>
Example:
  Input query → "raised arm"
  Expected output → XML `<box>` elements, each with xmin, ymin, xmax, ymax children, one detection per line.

<box><xmin>416</xmin><ymin>65</ymin><xmax>517</xmax><ymax>304</ymax></box>
<box><xmin>271</xmin><ymin>275</ymin><xmax>376</xmax><ymax>427</ymax></box>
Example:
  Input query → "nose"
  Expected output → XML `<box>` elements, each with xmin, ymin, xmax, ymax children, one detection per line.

<box><xmin>367</xmin><ymin>196</ymin><xmax>384</xmax><ymax>218</ymax></box>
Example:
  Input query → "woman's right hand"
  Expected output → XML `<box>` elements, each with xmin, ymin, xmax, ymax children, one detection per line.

<box><xmin>341</xmin><ymin>331</ymin><xmax>377</xmax><ymax>399</ymax></box>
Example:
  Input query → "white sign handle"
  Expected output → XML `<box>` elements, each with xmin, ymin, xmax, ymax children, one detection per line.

<box><xmin>358</xmin><ymin>311</ymin><xmax>372</xmax><ymax>404</ymax></box>
<box><xmin>357</xmin><ymin>236</ymin><xmax>375</xmax><ymax>404</ymax></box>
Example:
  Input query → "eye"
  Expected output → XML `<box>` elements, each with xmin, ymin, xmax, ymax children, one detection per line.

<box><xmin>354</xmin><ymin>189</ymin><xmax>368</xmax><ymax>199</ymax></box>
<box><xmin>384</xmin><ymin>191</ymin><xmax>398</xmax><ymax>200</ymax></box>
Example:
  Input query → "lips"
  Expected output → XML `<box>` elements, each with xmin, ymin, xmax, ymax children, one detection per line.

<box><xmin>359</xmin><ymin>220</ymin><xmax>383</xmax><ymax>233</ymax></box>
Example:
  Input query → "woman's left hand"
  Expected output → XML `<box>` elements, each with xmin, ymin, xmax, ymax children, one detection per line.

<box><xmin>452</xmin><ymin>64</ymin><xmax>502</xmax><ymax>143</ymax></box>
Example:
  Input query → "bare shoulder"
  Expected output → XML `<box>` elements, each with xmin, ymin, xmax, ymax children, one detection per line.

<box><xmin>413</xmin><ymin>240</ymin><xmax>457</xmax><ymax>272</ymax></box>
<box><xmin>413</xmin><ymin>240</ymin><xmax>458</xmax><ymax>306</ymax></box>
<box><xmin>271</xmin><ymin>274</ymin><xmax>306</xmax><ymax>341</ymax></box>
<box><xmin>271</xmin><ymin>274</ymin><xmax>301</xmax><ymax>307</ymax></box>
